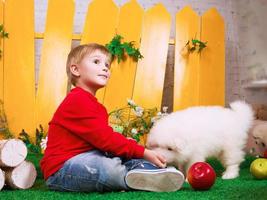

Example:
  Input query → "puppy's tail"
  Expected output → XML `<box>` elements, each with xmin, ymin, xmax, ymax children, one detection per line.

<box><xmin>230</xmin><ymin>101</ymin><xmax>254</xmax><ymax>130</ymax></box>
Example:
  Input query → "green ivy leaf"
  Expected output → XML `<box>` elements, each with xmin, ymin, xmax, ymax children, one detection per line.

<box><xmin>133</xmin><ymin>133</ymin><xmax>141</xmax><ymax>142</ymax></box>
<box><xmin>106</xmin><ymin>34</ymin><xmax>143</xmax><ymax>63</ymax></box>
<box><xmin>3</xmin><ymin>32</ymin><xmax>8</xmax><ymax>38</ymax></box>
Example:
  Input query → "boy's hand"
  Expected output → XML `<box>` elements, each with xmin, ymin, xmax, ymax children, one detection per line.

<box><xmin>143</xmin><ymin>149</ymin><xmax>167</xmax><ymax>168</ymax></box>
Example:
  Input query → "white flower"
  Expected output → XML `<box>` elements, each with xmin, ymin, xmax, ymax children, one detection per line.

<box><xmin>40</xmin><ymin>136</ymin><xmax>48</xmax><ymax>150</ymax></box>
<box><xmin>151</xmin><ymin>117</ymin><xmax>157</xmax><ymax>123</ymax></box>
<box><xmin>112</xmin><ymin>125</ymin><xmax>124</xmax><ymax>133</ymax></box>
<box><xmin>151</xmin><ymin>115</ymin><xmax>162</xmax><ymax>123</ymax></box>
<box><xmin>131</xmin><ymin>128</ymin><xmax>138</xmax><ymax>135</ymax></box>
<box><xmin>134</xmin><ymin>106</ymin><xmax>144</xmax><ymax>117</ymax></box>
<box><xmin>127</xmin><ymin>99</ymin><xmax>136</xmax><ymax>107</ymax></box>
<box><xmin>153</xmin><ymin>110</ymin><xmax>168</xmax><ymax>123</ymax></box>
<box><xmin>162</xmin><ymin>106</ymin><xmax>168</xmax><ymax>113</ymax></box>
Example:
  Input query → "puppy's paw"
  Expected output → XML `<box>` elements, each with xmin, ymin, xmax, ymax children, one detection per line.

<box><xmin>222</xmin><ymin>171</ymin><xmax>239</xmax><ymax>179</ymax></box>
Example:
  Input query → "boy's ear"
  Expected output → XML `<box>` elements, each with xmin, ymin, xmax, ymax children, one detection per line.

<box><xmin>70</xmin><ymin>64</ymin><xmax>80</xmax><ymax>77</ymax></box>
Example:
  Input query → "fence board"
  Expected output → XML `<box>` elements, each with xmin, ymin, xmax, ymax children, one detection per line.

<box><xmin>80</xmin><ymin>0</ymin><xmax>119</xmax><ymax>103</ymax></box>
<box><xmin>174</xmin><ymin>6</ymin><xmax>200</xmax><ymax>111</ymax></box>
<box><xmin>199</xmin><ymin>8</ymin><xmax>225</xmax><ymax>106</ymax></box>
<box><xmin>132</xmin><ymin>3</ymin><xmax>171</xmax><ymax>110</ymax></box>
<box><xmin>0</xmin><ymin>1</ymin><xmax>3</xmax><ymax>100</ymax></box>
<box><xmin>4</xmin><ymin>0</ymin><xmax>35</xmax><ymax>136</ymax></box>
<box><xmin>0</xmin><ymin>1</ymin><xmax>3</xmax><ymax>139</ymax></box>
<box><xmin>35</xmin><ymin>0</ymin><xmax>74</xmax><ymax>131</ymax></box>
<box><xmin>103</xmin><ymin>0</ymin><xmax>144</xmax><ymax>112</ymax></box>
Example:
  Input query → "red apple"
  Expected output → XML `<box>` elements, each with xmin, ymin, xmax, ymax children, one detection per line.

<box><xmin>187</xmin><ymin>162</ymin><xmax>216</xmax><ymax>190</ymax></box>
<box><xmin>264</xmin><ymin>150</ymin><xmax>267</xmax><ymax>158</ymax></box>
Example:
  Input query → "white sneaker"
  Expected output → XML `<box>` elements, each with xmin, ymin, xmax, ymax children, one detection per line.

<box><xmin>125</xmin><ymin>166</ymin><xmax>184</xmax><ymax>192</ymax></box>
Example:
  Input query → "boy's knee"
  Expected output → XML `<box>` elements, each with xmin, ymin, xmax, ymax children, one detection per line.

<box><xmin>84</xmin><ymin>156</ymin><xmax>127</xmax><ymax>191</ymax></box>
<box><xmin>102</xmin><ymin>157</ymin><xmax>126</xmax><ymax>174</ymax></box>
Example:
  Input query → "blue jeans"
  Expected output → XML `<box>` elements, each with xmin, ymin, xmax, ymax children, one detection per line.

<box><xmin>46</xmin><ymin>150</ymin><xmax>157</xmax><ymax>192</ymax></box>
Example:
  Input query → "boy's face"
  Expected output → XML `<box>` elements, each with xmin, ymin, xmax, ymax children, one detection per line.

<box><xmin>73</xmin><ymin>50</ymin><xmax>111</xmax><ymax>92</ymax></box>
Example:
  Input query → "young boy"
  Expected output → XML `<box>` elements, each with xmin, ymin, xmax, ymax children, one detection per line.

<box><xmin>40</xmin><ymin>43</ymin><xmax>184</xmax><ymax>192</ymax></box>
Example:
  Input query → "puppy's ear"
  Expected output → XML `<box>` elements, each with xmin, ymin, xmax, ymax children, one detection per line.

<box><xmin>173</xmin><ymin>139</ymin><xmax>186</xmax><ymax>152</ymax></box>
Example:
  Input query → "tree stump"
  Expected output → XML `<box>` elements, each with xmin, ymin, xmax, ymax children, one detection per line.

<box><xmin>0</xmin><ymin>139</ymin><xmax>27</xmax><ymax>167</ymax></box>
<box><xmin>0</xmin><ymin>168</ymin><xmax>4</xmax><ymax>191</ymax></box>
<box><xmin>5</xmin><ymin>160</ymin><xmax>37</xmax><ymax>189</ymax></box>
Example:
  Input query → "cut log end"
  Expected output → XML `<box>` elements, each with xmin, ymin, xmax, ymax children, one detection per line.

<box><xmin>5</xmin><ymin>160</ymin><xmax>37</xmax><ymax>189</ymax></box>
<box><xmin>0</xmin><ymin>168</ymin><xmax>5</xmax><ymax>191</ymax></box>
<box><xmin>0</xmin><ymin>139</ymin><xmax>28</xmax><ymax>167</ymax></box>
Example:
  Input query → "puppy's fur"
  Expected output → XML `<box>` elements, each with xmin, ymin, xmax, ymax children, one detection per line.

<box><xmin>253</xmin><ymin>122</ymin><xmax>267</xmax><ymax>155</ymax></box>
<box><xmin>245</xmin><ymin>120</ymin><xmax>267</xmax><ymax>157</ymax></box>
<box><xmin>146</xmin><ymin>101</ymin><xmax>254</xmax><ymax>179</ymax></box>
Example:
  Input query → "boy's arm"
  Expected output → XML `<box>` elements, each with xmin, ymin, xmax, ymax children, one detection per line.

<box><xmin>55</xmin><ymin>92</ymin><xmax>166</xmax><ymax>167</ymax></box>
<box><xmin>56</xmin><ymin>100</ymin><xmax>144</xmax><ymax>159</ymax></box>
<box><xmin>59</xmin><ymin>112</ymin><xmax>166</xmax><ymax>167</ymax></box>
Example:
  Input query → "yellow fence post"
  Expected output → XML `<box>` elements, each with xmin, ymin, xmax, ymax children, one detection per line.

<box><xmin>4</xmin><ymin>0</ymin><xmax>35</xmax><ymax>137</ymax></box>
<box><xmin>132</xmin><ymin>3</ymin><xmax>171</xmax><ymax>110</ymax></box>
<box><xmin>103</xmin><ymin>0</ymin><xmax>144</xmax><ymax>112</ymax></box>
<box><xmin>174</xmin><ymin>6</ymin><xmax>200</xmax><ymax>111</ymax></box>
<box><xmin>174</xmin><ymin>7</ymin><xmax>225</xmax><ymax>110</ymax></box>
<box><xmin>35</xmin><ymin>0</ymin><xmax>75</xmax><ymax>133</ymax></box>
<box><xmin>199</xmin><ymin>8</ymin><xmax>225</xmax><ymax>106</ymax></box>
<box><xmin>0</xmin><ymin>0</ymin><xmax>3</xmax><ymax>100</ymax></box>
<box><xmin>80</xmin><ymin>0</ymin><xmax>119</xmax><ymax>103</ymax></box>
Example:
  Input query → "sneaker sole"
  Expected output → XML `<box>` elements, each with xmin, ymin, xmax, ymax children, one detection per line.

<box><xmin>125</xmin><ymin>169</ymin><xmax>184</xmax><ymax>192</ymax></box>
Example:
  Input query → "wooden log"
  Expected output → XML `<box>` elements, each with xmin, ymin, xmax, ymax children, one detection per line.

<box><xmin>0</xmin><ymin>139</ymin><xmax>27</xmax><ymax>167</ymax></box>
<box><xmin>4</xmin><ymin>160</ymin><xmax>37</xmax><ymax>189</ymax></box>
<box><xmin>0</xmin><ymin>168</ymin><xmax>4</xmax><ymax>191</ymax></box>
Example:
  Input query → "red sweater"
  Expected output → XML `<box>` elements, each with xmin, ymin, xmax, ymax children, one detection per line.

<box><xmin>40</xmin><ymin>87</ymin><xmax>145</xmax><ymax>180</ymax></box>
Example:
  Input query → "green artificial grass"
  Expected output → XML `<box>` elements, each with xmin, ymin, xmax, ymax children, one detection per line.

<box><xmin>0</xmin><ymin>154</ymin><xmax>266</xmax><ymax>200</ymax></box>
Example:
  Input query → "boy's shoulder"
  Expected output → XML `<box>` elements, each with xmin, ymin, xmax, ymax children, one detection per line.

<box><xmin>51</xmin><ymin>87</ymin><xmax>103</xmax><ymax>121</ymax></box>
<box><xmin>65</xmin><ymin>87</ymin><xmax>97</xmax><ymax>105</ymax></box>
<box><xmin>57</xmin><ymin>87</ymin><xmax>100</xmax><ymax>113</ymax></box>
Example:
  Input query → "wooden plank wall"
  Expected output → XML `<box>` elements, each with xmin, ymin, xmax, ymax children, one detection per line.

<box><xmin>0</xmin><ymin>0</ymin><xmax>225</xmax><ymax>137</ymax></box>
<box><xmin>173</xmin><ymin>6</ymin><xmax>225</xmax><ymax>111</ymax></box>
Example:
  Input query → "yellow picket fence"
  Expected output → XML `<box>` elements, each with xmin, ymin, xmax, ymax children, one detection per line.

<box><xmin>0</xmin><ymin>0</ymin><xmax>224</xmax><ymax>137</ymax></box>
<box><xmin>174</xmin><ymin>6</ymin><xmax>225</xmax><ymax>110</ymax></box>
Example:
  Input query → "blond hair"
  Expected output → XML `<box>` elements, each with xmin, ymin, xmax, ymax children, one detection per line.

<box><xmin>66</xmin><ymin>43</ymin><xmax>112</xmax><ymax>86</ymax></box>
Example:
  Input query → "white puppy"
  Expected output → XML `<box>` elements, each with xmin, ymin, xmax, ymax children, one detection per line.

<box><xmin>146</xmin><ymin>101</ymin><xmax>254</xmax><ymax>179</ymax></box>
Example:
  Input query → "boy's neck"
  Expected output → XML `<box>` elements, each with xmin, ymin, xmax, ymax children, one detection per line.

<box><xmin>75</xmin><ymin>84</ymin><xmax>96</xmax><ymax>96</ymax></box>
